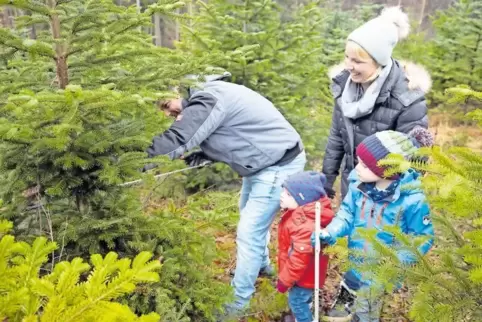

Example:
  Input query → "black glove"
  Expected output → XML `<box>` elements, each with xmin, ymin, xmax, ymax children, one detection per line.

<box><xmin>324</xmin><ymin>185</ymin><xmax>336</xmax><ymax>199</ymax></box>
<box><xmin>141</xmin><ymin>163</ymin><xmax>158</xmax><ymax>172</ymax></box>
<box><xmin>183</xmin><ymin>151</ymin><xmax>212</xmax><ymax>167</ymax></box>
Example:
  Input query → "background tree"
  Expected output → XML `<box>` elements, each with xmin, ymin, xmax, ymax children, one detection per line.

<box><xmin>0</xmin><ymin>0</ymin><xmax>241</xmax><ymax>319</ymax></box>
<box><xmin>428</xmin><ymin>0</ymin><xmax>482</xmax><ymax>108</ymax></box>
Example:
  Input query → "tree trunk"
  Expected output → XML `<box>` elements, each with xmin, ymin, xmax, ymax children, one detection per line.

<box><xmin>187</xmin><ymin>0</ymin><xmax>193</xmax><ymax>28</ymax></box>
<box><xmin>469</xmin><ymin>32</ymin><xmax>481</xmax><ymax>88</ymax></box>
<box><xmin>175</xmin><ymin>10</ymin><xmax>180</xmax><ymax>41</ymax></box>
<box><xmin>48</xmin><ymin>0</ymin><xmax>68</xmax><ymax>89</ymax></box>
<box><xmin>30</xmin><ymin>24</ymin><xmax>37</xmax><ymax>39</ymax></box>
<box><xmin>55</xmin><ymin>56</ymin><xmax>69</xmax><ymax>89</ymax></box>
<box><xmin>1</xmin><ymin>8</ymin><xmax>12</xmax><ymax>28</ymax></box>
<box><xmin>154</xmin><ymin>13</ymin><xmax>162</xmax><ymax>46</ymax></box>
<box><xmin>418</xmin><ymin>0</ymin><xmax>427</xmax><ymax>30</ymax></box>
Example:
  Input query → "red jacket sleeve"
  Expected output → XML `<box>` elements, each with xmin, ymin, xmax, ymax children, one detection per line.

<box><xmin>320</xmin><ymin>197</ymin><xmax>335</xmax><ymax>228</ymax></box>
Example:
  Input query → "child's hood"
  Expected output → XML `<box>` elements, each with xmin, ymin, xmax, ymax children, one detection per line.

<box><xmin>348</xmin><ymin>168</ymin><xmax>423</xmax><ymax>199</ymax></box>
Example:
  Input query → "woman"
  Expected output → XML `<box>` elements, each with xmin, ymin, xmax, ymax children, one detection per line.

<box><xmin>322</xmin><ymin>6</ymin><xmax>432</xmax><ymax>198</ymax></box>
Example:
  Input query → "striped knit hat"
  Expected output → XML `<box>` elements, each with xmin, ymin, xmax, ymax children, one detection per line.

<box><xmin>283</xmin><ymin>171</ymin><xmax>327</xmax><ymax>206</ymax></box>
<box><xmin>356</xmin><ymin>127</ymin><xmax>434</xmax><ymax>179</ymax></box>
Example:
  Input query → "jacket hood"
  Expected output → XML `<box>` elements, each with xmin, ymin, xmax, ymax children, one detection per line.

<box><xmin>186</xmin><ymin>72</ymin><xmax>232</xmax><ymax>97</ymax></box>
<box><xmin>328</xmin><ymin>59</ymin><xmax>432</xmax><ymax>94</ymax></box>
<box><xmin>348</xmin><ymin>168</ymin><xmax>422</xmax><ymax>200</ymax></box>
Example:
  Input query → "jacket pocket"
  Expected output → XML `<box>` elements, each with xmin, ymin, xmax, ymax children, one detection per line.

<box><xmin>229</xmin><ymin>136</ymin><xmax>272</xmax><ymax>174</ymax></box>
<box><xmin>291</xmin><ymin>243</ymin><xmax>313</xmax><ymax>254</ymax></box>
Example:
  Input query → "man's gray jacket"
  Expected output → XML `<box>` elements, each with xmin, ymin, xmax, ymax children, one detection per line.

<box><xmin>147</xmin><ymin>81</ymin><xmax>303</xmax><ymax>177</ymax></box>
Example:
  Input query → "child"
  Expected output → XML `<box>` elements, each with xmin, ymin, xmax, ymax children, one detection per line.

<box><xmin>276</xmin><ymin>171</ymin><xmax>335</xmax><ymax>322</ymax></box>
<box><xmin>315</xmin><ymin>128</ymin><xmax>435</xmax><ymax>322</ymax></box>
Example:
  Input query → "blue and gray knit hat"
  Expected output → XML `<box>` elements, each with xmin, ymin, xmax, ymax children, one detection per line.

<box><xmin>356</xmin><ymin>127</ymin><xmax>434</xmax><ymax>179</ymax></box>
<box><xmin>282</xmin><ymin>171</ymin><xmax>327</xmax><ymax>206</ymax></box>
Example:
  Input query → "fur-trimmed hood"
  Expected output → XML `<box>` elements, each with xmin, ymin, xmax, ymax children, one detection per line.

<box><xmin>328</xmin><ymin>59</ymin><xmax>432</xmax><ymax>94</ymax></box>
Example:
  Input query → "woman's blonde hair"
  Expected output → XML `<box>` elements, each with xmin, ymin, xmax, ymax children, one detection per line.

<box><xmin>345</xmin><ymin>40</ymin><xmax>377</xmax><ymax>64</ymax></box>
<box><xmin>345</xmin><ymin>40</ymin><xmax>382</xmax><ymax>82</ymax></box>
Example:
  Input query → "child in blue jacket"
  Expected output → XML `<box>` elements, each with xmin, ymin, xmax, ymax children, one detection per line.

<box><xmin>315</xmin><ymin>128</ymin><xmax>435</xmax><ymax>322</ymax></box>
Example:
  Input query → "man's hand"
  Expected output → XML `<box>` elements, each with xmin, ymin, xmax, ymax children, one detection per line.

<box><xmin>141</xmin><ymin>163</ymin><xmax>158</xmax><ymax>172</ymax></box>
<box><xmin>183</xmin><ymin>151</ymin><xmax>212</xmax><ymax>167</ymax></box>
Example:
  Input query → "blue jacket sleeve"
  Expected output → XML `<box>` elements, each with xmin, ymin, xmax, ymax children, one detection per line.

<box><xmin>397</xmin><ymin>198</ymin><xmax>434</xmax><ymax>265</ymax></box>
<box><xmin>324</xmin><ymin>184</ymin><xmax>357</xmax><ymax>244</ymax></box>
<box><xmin>147</xmin><ymin>92</ymin><xmax>225</xmax><ymax>159</ymax></box>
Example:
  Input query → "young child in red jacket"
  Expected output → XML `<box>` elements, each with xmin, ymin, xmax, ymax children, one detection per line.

<box><xmin>276</xmin><ymin>171</ymin><xmax>335</xmax><ymax>322</ymax></box>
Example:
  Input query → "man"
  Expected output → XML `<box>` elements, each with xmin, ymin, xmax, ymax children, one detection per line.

<box><xmin>147</xmin><ymin>75</ymin><xmax>306</xmax><ymax>318</ymax></box>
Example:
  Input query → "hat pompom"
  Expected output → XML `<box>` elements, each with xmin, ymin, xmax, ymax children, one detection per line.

<box><xmin>408</xmin><ymin>126</ymin><xmax>434</xmax><ymax>148</ymax></box>
<box><xmin>380</xmin><ymin>6</ymin><xmax>410</xmax><ymax>40</ymax></box>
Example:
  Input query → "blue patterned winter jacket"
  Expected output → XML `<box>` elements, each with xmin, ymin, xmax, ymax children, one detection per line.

<box><xmin>325</xmin><ymin>169</ymin><xmax>434</xmax><ymax>283</ymax></box>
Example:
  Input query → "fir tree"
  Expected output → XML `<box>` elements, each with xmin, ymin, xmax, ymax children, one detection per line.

<box><xmin>0</xmin><ymin>219</ymin><xmax>162</xmax><ymax>321</ymax></box>
<box><xmin>0</xmin><ymin>0</ymin><xmax>221</xmax><ymax>257</ymax></box>
<box><xmin>427</xmin><ymin>0</ymin><xmax>482</xmax><ymax>107</ymax></box>
<box><xmin>0</xmin><ymin>1</ymin><xmax>237</xmax><ymax>318</ymax></box>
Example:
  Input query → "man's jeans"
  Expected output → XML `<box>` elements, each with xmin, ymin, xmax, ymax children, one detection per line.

<box><xmin>230</xmin><ymin>152</ymin><xmax>306</xmax><ymax>309</ymax></box>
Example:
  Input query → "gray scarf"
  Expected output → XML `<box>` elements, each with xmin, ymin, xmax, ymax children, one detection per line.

<box><xmin>341</xmin><ymin>59</ymin><xmax>393</xmax><ymax>119</ymax></box>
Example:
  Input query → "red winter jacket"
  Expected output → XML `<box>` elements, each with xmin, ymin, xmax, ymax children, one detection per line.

<box><xmin>277</xmin><ymin>198</ymin><xmax>334</xmax><ymax>289</ymax></box>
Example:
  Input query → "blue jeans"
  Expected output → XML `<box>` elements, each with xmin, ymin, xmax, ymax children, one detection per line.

<box><xmin>288</xmin><ymin>286</ymin><xmax>313</xmax><ymax>322</ymax></box>
<box><xmin>230</xmin><ymin>152</ymin><xmax>306</xmax><ymax>309</ymax></box>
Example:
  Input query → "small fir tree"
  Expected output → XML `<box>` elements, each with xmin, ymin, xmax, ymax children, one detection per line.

<box><xmin>0</xmin><ymin>219</ymin><xmax>162</xmax><ymax>322</ymax></box>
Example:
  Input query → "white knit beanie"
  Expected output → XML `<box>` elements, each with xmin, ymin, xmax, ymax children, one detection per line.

<box><xmin>348</xmin><ymin>7</ymin><xmax>410</xmax><ymax>66</ymax></box>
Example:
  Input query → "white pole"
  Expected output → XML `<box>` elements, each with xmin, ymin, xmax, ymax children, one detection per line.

<box><xmin>314</xmin><ymin>201</ymin><xmax>321</xmax><ymax>322</ymax></box>
<box><xmin>119</xmin><ymin>162</ymin><xmax>211</xmax><ymax>187</ymax></box>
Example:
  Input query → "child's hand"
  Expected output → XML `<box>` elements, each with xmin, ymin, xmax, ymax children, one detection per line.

<box><xmin>310</xmin><ymin>232</ymin><xmax>317</xmax><ymax>246</ymax></box>
<box><xmin>276</xmin><ymin>279</ymin><xmax>289</xmax><ymax>293</ymax></box>
<box><xmin>311</xmin><ymin>229</ymin><xmax>335</xmax><ymax>246</ymax></box>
